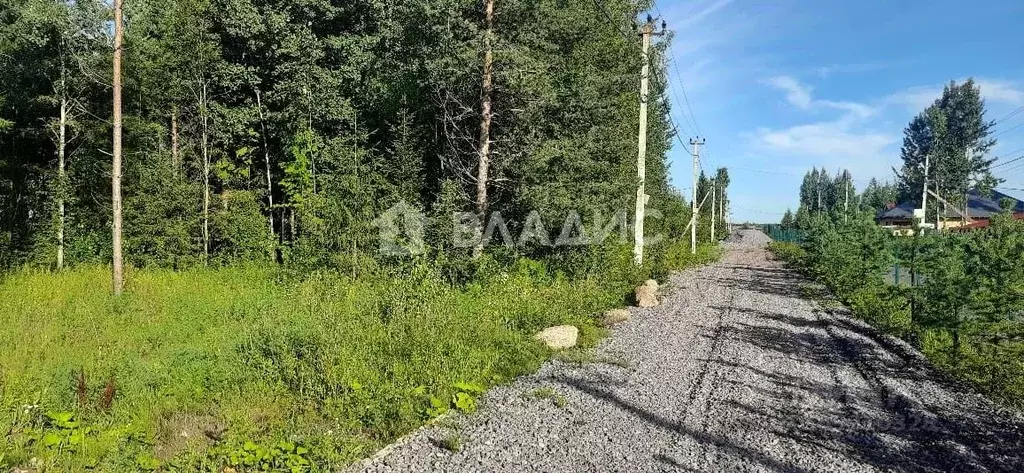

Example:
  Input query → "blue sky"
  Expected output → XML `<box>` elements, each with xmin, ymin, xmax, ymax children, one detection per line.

<box><xmin>655</xmin><ymin>0</ymin><xmax>1024</xmax><ymax>222</ymax></box>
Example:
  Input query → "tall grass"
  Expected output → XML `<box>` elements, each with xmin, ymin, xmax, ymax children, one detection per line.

<box><xmin>0</xmin><ymin>242</ymin><xmax>720</xmax><ymax>471</ymax></box>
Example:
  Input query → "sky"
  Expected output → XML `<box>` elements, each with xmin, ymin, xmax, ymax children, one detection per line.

<box><xmin>655</xmin><ymin>0</ymin><xmax>1024</xmax><ymax>223</ymax></box>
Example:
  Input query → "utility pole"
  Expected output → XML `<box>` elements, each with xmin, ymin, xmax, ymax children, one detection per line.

<box><xmin>710</xmin><ymin>179</ymin><xmax>716</xmax><ymax>242</ymax></box>
<box><xmin>632</xmin><ymin>19</ymin><xmax>663</xmax><ymax>265</ymax></box>
<box><xmin>843</xmin><ymin>174</ymin><xmax>849</xmax><ymax>223</ymax></box>
<box><xmin>111</xmin><ymin>0</ymin><xmax>124</xmax><ymax>295</ymax></box>
<box><xmin>919</xmin><ymin>153</ymin><xmax>929</xmax><ymax>226</ymax></box>
<box><xmin>690</xmin><ymin>137</ymin><xmax>704</xmax><ymax>254</ymax></box>
<box><xmin>720</xmin><ymin>189</ymin><xmax>725</xmax><ymax>236</ymax></box>
<box><xmin>816</xmin><ymin>169</ymin><xmax>822</xmax><ymax>215</ymax></box>
<box><xmin>473</xmin><ymin>0</ymin><xmax>495</xmax><ymax>260</ymax></box>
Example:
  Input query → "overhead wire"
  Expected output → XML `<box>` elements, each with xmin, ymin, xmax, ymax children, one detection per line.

<box><xmin>992</xmin><ymin>105</ymin><xmax>1024</xmax><ymax>127</ymax></box>
<box><xmin>992</xmin><ymin>121</ymin><xmax>1024</xmax><ymax>139</ymax></box>
<box><xmin>593</xmin><ymin>0</ymin><xmax>714</xmax><ymax>173</ymax></box>
<box><xmin>650</xmin><ymin>2</ymin><xmax>714</xmax><ymax>172</ymax></box>
<box><xmin>995</xmin><ymin>155</ymin><xmax>1024</xmax><ymax>177</ymax></box>
<box><xmin>991</xmin><ymin>152</ymin><xmax>1024</xmax><ymax>170</ymax></box>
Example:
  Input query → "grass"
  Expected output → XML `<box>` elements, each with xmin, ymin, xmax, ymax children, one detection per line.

<box><xmin>438</xmin><ymin>433</ymin><xmax>462</xmax><ymax>452</ymax></box>
<box><xmin>0</xmin><ymin>242</ymin><xmax>720</xmax><ymax>471</ymax></box>
<box><xmin>525</xmin><ymin>387</ymin><xmax>567</xmax><ymax>408</ymax></box>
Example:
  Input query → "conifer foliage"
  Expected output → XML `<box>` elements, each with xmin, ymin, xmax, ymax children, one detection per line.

<box><xmin>0</xmin><ymin>0</ymin><xmax>716</xmax><ymax>271</ymax></box>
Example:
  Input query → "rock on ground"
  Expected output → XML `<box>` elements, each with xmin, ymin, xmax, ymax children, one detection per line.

<box><xmin>349</xmin><ymin>230</ymin><xmax>1024</xmax><ymax>473</ymax></box>
<box><xmin>600</xmin><ymin>309</ymin><xmax>630</xmax><ymax>326</ymax></box>
<box><xmin>634</xmin><ymin>284</ymin><xmax>658</xmax><ymax>308</ymax></box>
<box><xmin>533</xmin><ymin>325</ymin><xmax>579</xmax><ymax>350</ymax></box>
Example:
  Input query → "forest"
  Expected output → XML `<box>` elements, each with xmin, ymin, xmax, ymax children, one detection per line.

<box><xmin>772</xmin><ymin>79</ymin><xmax>1024</xmax><ymax>410</ymax></box>
<box><xmin>0</xmin><ymin>0</ymin><xmax>730</xmax><ymax>470</ymax></box>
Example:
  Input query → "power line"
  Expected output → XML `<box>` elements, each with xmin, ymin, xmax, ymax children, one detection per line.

<box><xmin>600</xmin><ymin>0</ymin><xmax>710</xmax><ymax>169</ymax></box>
<box><xmin>991</xmin><ymin>152</ymin><xmax>1024</xmax><ymax>169</ymax></box>
<box><xmin>732</xmin><ymin>205</ymin><xmax>787</xmax><ymax>216</ymax></box>
<box><xmin>651</xmin><ymin>1</ymin><xmax>711</xmax><ymax>170</ymax></box>
<box><xmin>992</xmin><ymin>121</ymin><xmax>1024</xmax><ymax>139</ymax></box>
<box><xmin>662</xmin><ymin>58</ymin><xmax>698</xmax><ymax>139</ymax></box>
<box><xmin>993</xmin><ymin>106</ymin><xmax>1024</xmax><ymax>127</ymax></box>
<box><xmin>995</xmin><ymin>157</ymin><xmax>1024</xmax><ymax>177</ymax></box>
<box><xmin>592</xmin><ymin>0</ymin><xmax>715</xmax><ymax>177</ymax></box>
<box><xmin>650</xmin><ymin>2</ymin><xmax>702</xmax><ymax>137</ymax></box>
<box><xmin>728</xmin><ymin>165</ymin><xmax>879</xmax><ymax>185</ymax></box>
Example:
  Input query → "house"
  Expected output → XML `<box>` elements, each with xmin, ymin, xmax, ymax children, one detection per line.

<box><xmin>952</xmin><ymin>212</ymin><xmax>1024</xmax><ymax>231</ymax></box>
<box><xmin>877</xmin><ymin>189</ymin><xmax>1024</xmax><ymax>233</ymax></box>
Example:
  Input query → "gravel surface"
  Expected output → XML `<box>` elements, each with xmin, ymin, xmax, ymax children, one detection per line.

<box><xmin>349</xmin><ymin>230</ymin><xmax>1024</xmax><ymax>473</ymax></box>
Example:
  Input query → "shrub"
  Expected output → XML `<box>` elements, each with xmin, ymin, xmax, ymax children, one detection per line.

<box><xmin>0</xmin><ymin>239</ymin><xmax>721</xmax><ymax>470</ymax></box>
<box><xmin>767</xmin><ymin>241</ymin><xmax>806</xmax><ymax>268</ymax></box>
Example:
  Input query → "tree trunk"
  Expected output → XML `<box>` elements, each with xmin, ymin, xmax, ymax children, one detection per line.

<box><xmin>111</xmin><ymin>0</ymin><xmax>124</xmax><ymax>295</ymax></box>
<box><xmin>200</xmin><ymin>82</ymin><xmax>210</xmax><ymax>263</ymax></box>
<box><xmin>55</xmin><ymin>49</ymin><xmax>69</xmax><ymax>272</ymax></box>
<box><xmin>473</xmin><ymin>0</ymin><xmax>494</xmax><ymax>259</ymax></box>
<box><xmin>171</xmin><ymin>105</ymin><xmax>179</xmax><ymax>175</ymax></box>
<box><xmin>57</xmin><ymin>94</ymin><xmax>67</xmax><ymax>271</ymax></box>
<box><xmin>255</xmin><ymin>88</ymin><xmax>275</xmax><ymax>239</ymax></box>
<box><xmin>289</xmin><ymin>208</ymin><xmax>296</xmax><ymax>241</ymax></box>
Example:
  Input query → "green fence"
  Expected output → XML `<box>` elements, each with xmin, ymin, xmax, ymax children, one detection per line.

<box><xmin>763</xmin><ymin>225</ymin><xmax>805</xmax><ymax>243</ymax></box>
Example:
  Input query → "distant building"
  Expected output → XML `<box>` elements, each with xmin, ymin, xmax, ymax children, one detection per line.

<box><xmin>876</xmin><ymin>189</ymin><xmax>1024</xmax><ymax>233</ymax></box>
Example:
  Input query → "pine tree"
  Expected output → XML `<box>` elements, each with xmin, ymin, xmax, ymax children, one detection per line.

<box><xmin>780</xmin><ymin>209</ymin><xmax>794</xmax><ymax>228</ymax></box>
<box><xmin>896</xmin><ymin>79</ymin><xmax>998</xmax><ymax>207</ymax></box>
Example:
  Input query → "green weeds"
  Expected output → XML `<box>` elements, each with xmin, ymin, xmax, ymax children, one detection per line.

<box><xmin>0</xmin><ymin>241</ymin><xmax>719</xmax><ymax>470</ymax></box>
<box><xmin>525</xmin><ymin>387</ymin><xmax>567</xmax><ymax>408</ymax></box>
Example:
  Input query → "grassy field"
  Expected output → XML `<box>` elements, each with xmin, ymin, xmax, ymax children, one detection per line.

<box><xmin>0</xmin><ymin>244</ymin><xmax>720</xmax><ymax>471</ymax></box>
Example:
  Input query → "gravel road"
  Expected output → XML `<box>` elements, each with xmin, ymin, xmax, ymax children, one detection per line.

<box><xmin>350</xmin><ymin>230</ymin><xmax>1024</xmax><ymax>472</ymax></box>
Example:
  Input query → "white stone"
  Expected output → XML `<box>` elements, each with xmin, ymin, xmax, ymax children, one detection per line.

<box><xmin>634</xmin><ymin>284</ymin><xmax>658</xmax><ymax>307</ymax></box>
<box><xmin>534</xmin><ymin>325</ymin><xmax>579</xmax><ymax>350</ymax></box>
<box><xmin>601</xmin><ymin>309</ymin><xmax>631</xmax><ymax>326</ymax></box>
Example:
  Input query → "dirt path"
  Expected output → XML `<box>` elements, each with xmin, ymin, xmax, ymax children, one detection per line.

<box><xmin>350</xmin><ymin>230</ymin><xmax>1024</xmax><ymax>472</ymax></box>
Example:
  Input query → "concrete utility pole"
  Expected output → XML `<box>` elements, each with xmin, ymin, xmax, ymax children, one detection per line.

<box><xmin>920</xmin><ymin>153</ymin><xmax>930</xmax><ymax>222</ymax></box>
<box><xmin>111</xmin><ymin>0</ymin><xmax>124</xmax><ymax>295</ymax></box>
<box><xmin>843</xmin><ymin>174</ymin><xmax>849</xmax><ymax>223</ymax></box>
<box><xmin>473</xmin><ymin>0</ymin><xmax>495</xmax><ymax>260</ymax></box>
<box><xmin>690</xmin><ymin>137</ymin><xmax>704</xmax><ymax>254</ymax></box>
<box><xmin>632</xmin><ymin>19</ymin><xmax>663</xmax><ymax>265</ymax></box>
<box><xmin>711</xmin><ymin>179</ymin><xmax>716</xmax><ymax>242</ymax></box>
<box><xmin>816</xmin><ymin>170</ymin><xmax>822</xmax><ymax>214</ymax></box>
<box><xmin>720</xmin><ymin>190</ymin><xmax>725</xmax><ymax>236</ymax></box>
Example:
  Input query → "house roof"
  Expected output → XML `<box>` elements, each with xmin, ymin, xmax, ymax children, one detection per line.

<box><xmin>877</xmin><ymin>189</ymin><xmax>1024</xmax><ymax>221</ymax></box>
<box><xmin>953</xmin><ymin>212</ymin><xmax>1024</xmax><ymax>231</ymax></box>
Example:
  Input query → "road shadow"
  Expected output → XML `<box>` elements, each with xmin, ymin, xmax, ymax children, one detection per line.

<box><xmin>716</xmin><ymin>300</ymin><xmax>1024</xmax><ymax>472</ymax></box>
<box><xmin>714</xmin><ymin>264</ymin><xmax>808</xmax><ymax>299</ymax></box>
<box><xmin>559</xmin><ymin>376</ymin><xmax>813</xmax><ymax>473</ymax></box>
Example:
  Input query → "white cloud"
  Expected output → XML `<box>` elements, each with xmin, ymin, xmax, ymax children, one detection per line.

<box><xmin>751</xmin><ymin>76</ymin><xmax>897</xmax><ymax>177</ymax></box>
<box><xmin>753</xmin><ymin>122</ymin><xmax>895</xmax><ymax>160</ymax></box>
<box><xmin>975</xmin><ymin>79</ymin><xmax>1024</xmax><ymax>106</ymax></box>
<box><xmin>820</xmin><ymin>100</ymin><xmax>876</xmax><ymax>119</ymax></box>
<box><xmin>887</xmin><ymin>79</ymin><xmax>1024</xmax><ymax>112</ymax></box>
<box><xmin>765</xmin><ymin>76</ymin><xmax>878</xmax><ymax>119</ymax></box>
<box><xmin>765</xmin><ymin>76</ymin><xmax>813</xmax><ymax>109</ymax></box>
<box><xmin>676</xmin><ymin>0</ymin><xmax>738</xmax><ymax>29</ymax></box>
<box><xmin>886</xmin><ymin>87</ymin><xmax>940</xmax><ymax>112</ymax></box>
